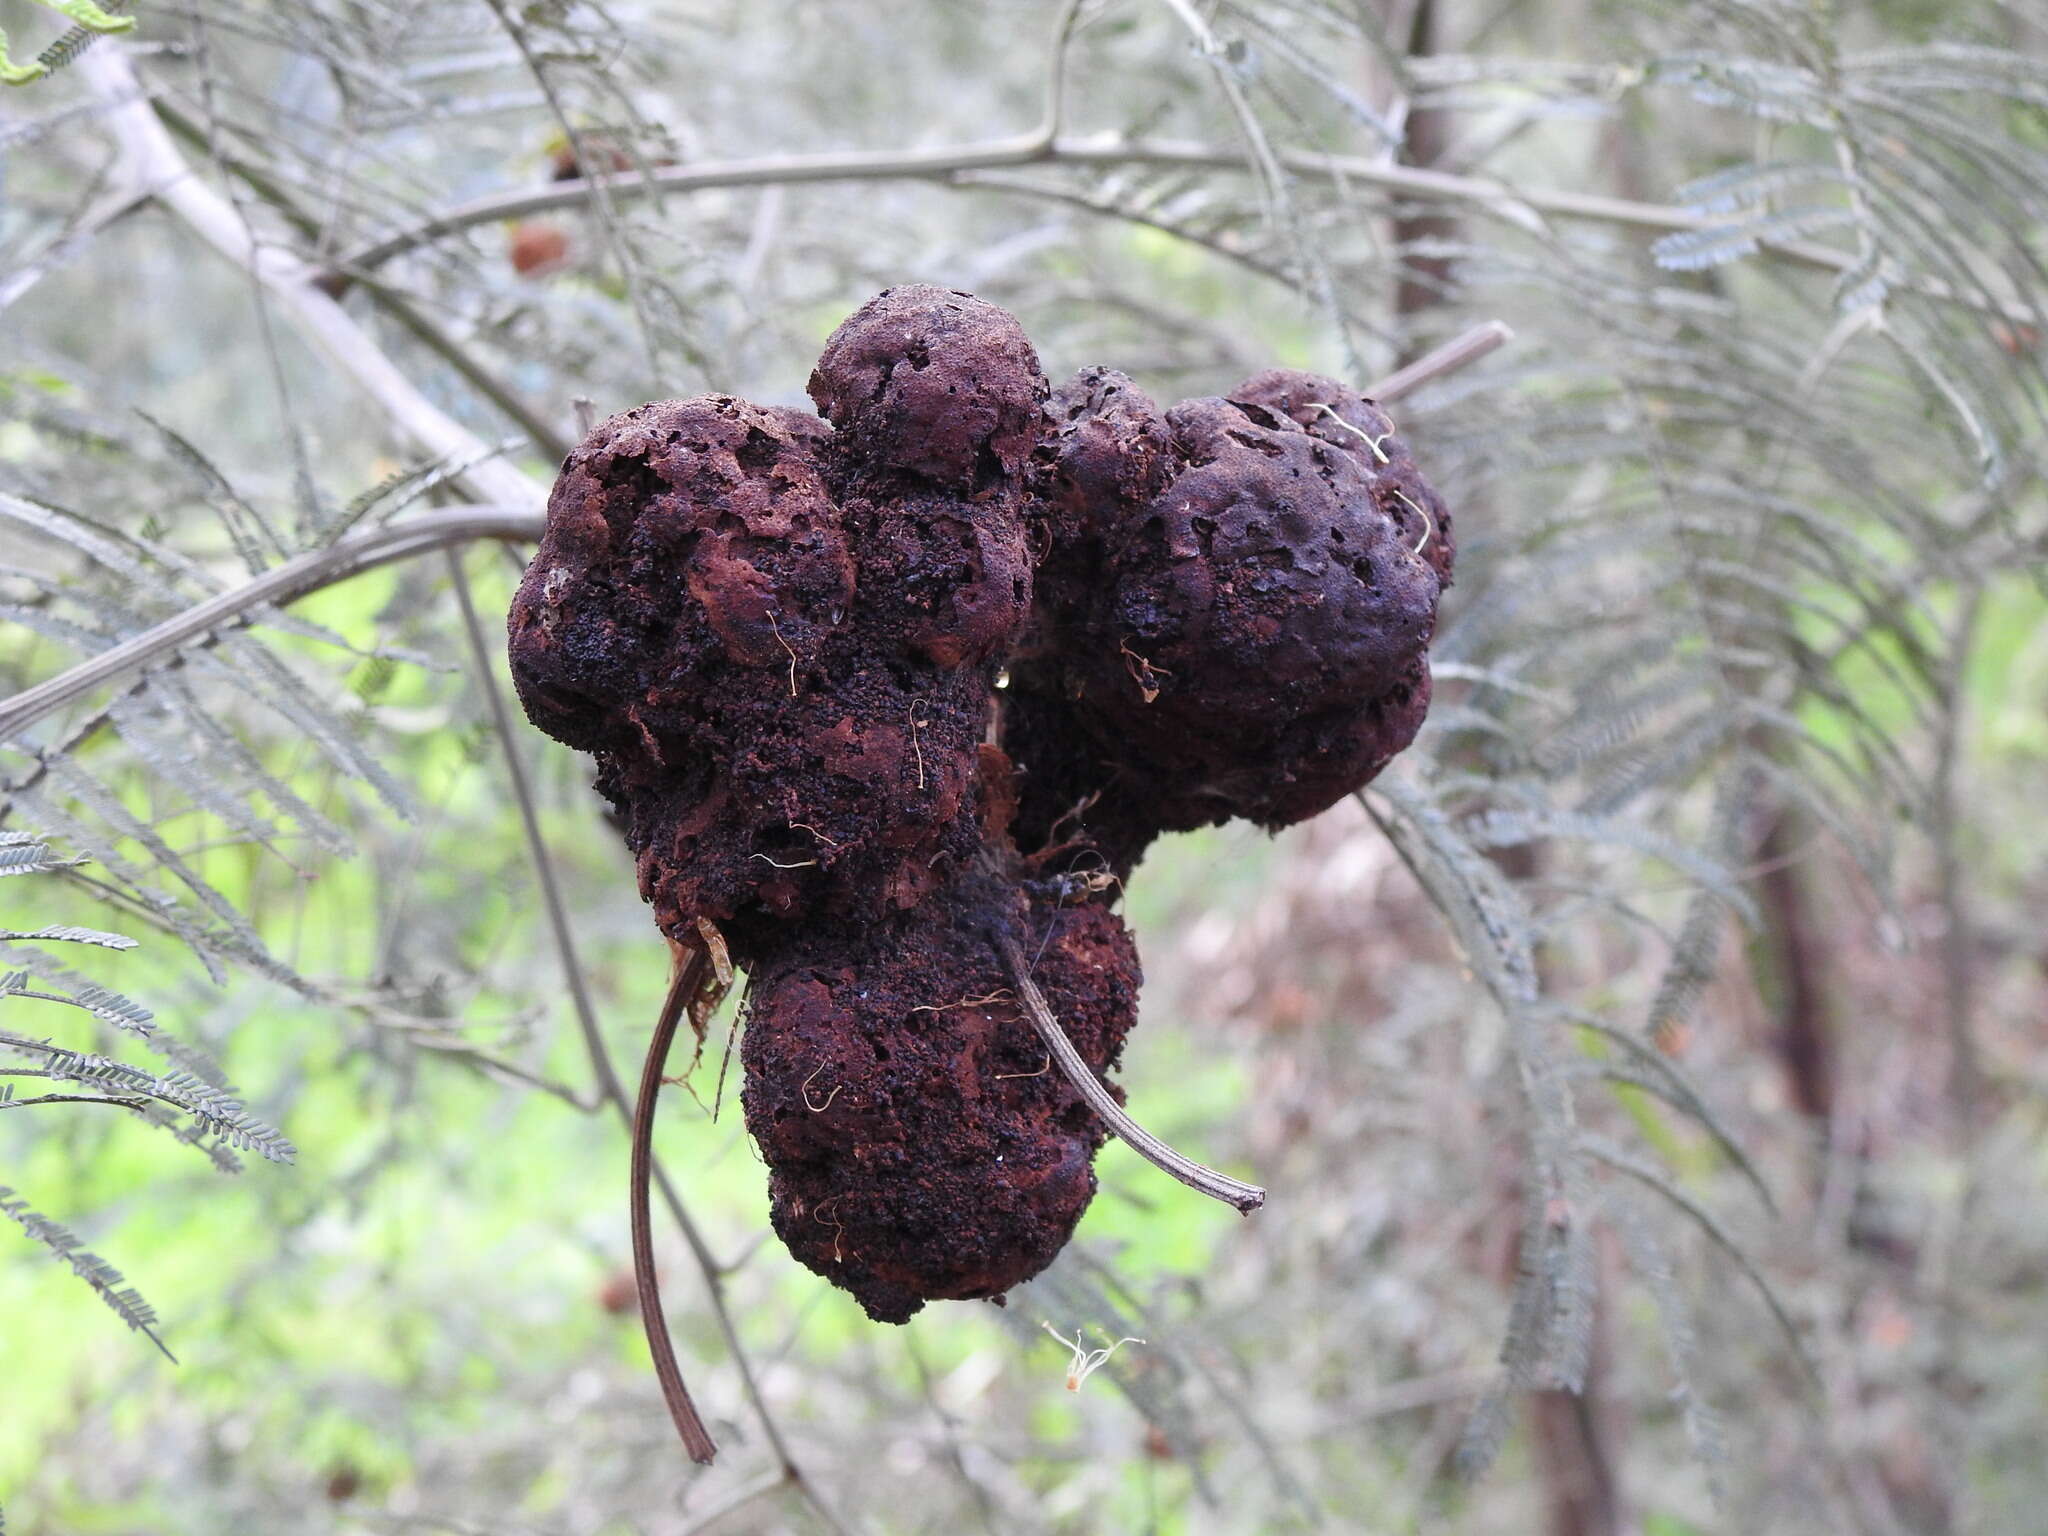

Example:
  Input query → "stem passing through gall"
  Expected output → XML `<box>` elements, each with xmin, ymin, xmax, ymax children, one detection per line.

<box><xmin>997</xmin><ymin>934</ymin><xmax>1266</xmax><ymax>1215</ymax></box>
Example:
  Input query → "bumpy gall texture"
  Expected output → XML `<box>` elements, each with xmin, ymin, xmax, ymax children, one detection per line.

<box><xmin>809</xmin><ymin>284</ymin><xmax>1047</xmax><ymax>492</ymax></box>
<box><xmin>510</xmin><ymin>286</ymin><xmax>1456</xmax><ymax>1322</ymax></box>
<box><xmin>1007</xmin><ymin>366</ymin><xmax>1453</xmax><ymax>876</ymax></box>
<box><xmin>508</xmin><ymin>289</ymin><xmax>1046</xmax><ymax>955</ymax></box>
<box><xmin>743</xmin><ymin>871</ymin><xmax>1139</xmax><ymax>1322</ymax></box>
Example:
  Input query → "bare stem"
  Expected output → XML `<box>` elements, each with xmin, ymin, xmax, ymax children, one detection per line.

<box><xmin>996</xmin><ymin>934</ymin><xmax>1265</xmax><ymax>1214</ymax></box>
<box><xmin>0</xmin><ymin>506</ymin><xmax>541</xmax><ymax>745</ymax></box>
<box><xmin>1034</xmin><ymin>0</ymin><xmax>1089</xmax><ymax>148</ymax></box>
<box><xmin>319</xmin><ymin>132</ymin><xmax>2023</xmax><ymax>321</ymax></box>
<box><xmin>0</xmin><ymin>1094</ymin><xmax>150</xmax><ymax>1112</ymax></box>
<box><xmin>447</xmin><ymin>552</ymin><xmax>716</xmax><ymax>1467</ymax></box>
<box><xmin>1367</xmin><ymin>320</ymin><xmax>1514</xmax><ymax>402</ymax></box>
<box><xmin>632</xmin><ymin>950</ymin><xmax>720</xmax><ymax>1464</ymax></box>
<box><xmin>445</xmin><ymin>554</ymin><xmax>849</xmax><ymax>1525</ymax></box>
<box><xmin>81</xmin><ymin>50</ymin><xmax>541</xmax><ymax>510</ymax></box>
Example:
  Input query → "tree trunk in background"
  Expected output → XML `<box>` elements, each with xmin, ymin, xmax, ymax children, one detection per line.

<box><xmin>1529</xmin><ymin>1241</ymin><xmax>1625</xmax><ymax>1536</ymax></box>
<box><xmin>1392</xmin><ymin>0</ymin><xmax>1455</xmax><ymax>344</ymax></box>
<box><xmin>1387</xmin><ymin>3</ymin><xmax>1623</xmax><ymax>1529</ymax></box>
<box><xmin>1755</xmin><ymin>807</ymin><xmax>1837</xmax><ymax>1123</ymax></box>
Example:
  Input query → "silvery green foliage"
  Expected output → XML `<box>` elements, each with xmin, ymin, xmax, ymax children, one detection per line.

<box><xmin>1</xmin><ymin>0</ymin><xmax>2042</xmax><ymax>1527</ymax></box>
<box><xmin>0</xmin><ymin>887</ymin><xmax>282</xmax><ymax>1536</ymax></box>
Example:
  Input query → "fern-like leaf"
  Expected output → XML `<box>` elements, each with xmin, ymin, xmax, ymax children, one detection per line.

<box><xmin>0</xmin><ymin>1184</ymin><xmax>174</xmax><ymax>1361</ymax></box>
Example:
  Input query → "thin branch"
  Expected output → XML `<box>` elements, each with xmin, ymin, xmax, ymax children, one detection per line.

<box><xmin>334</xmin><ymin>0</ymin><xmax>1087</xmax><ymax>280</ymax></box>
<box><xmin>409</xmin><ymin>1035</ymin><xmax>600</xmax><ymax>1112</ymax></box>
<box><xmin>149</xmin><ymin>97</ymin><xmax>574</xmax><ymax>462</ymax></box>
<box><xmin>329</xmin><ymin>113</ymin><xmax>2035</xmax><ymax>326</ymax></box>
<box><xmin>996</xmin><ymin>933</ymin><xmax>1265</xmax><ymax>1214</ymax></box>
<box><xmin>949</xmin><ymin>168</ymin><xmax>1348</xmax><ymax>322</ymax></box>
<box><xmin>477</xmin><ymin>0</ymin><xmax>664</xmax><ymax>377</ymax></box>
<box><xmin>0</xmin><ymin>183</ymin><xmax>149</xmax><ymax>316</ymax></box>
<box><xmin>632</xmin><ymin>951</ymin><xmax>718</xmax><ymax>1464</ymax></box>
<box><xmin>0</xmin><ymin>506</ymin><xmax>541</xmax><ymax>745</ymax></box>
<box><xmin>444</xmin><ymin>554</ymin><xmax>851</xmax><ymax>1530</ymax></box>
<box><xmin>1035</xmin><ymin>0</ymin><xmax>1090</xmax><ymax>147</ymax></box>
<box><xmin>80</xmin><ymin>50</ymin><xmax>541</xmax><ymax>510</ymax></box>
<box><xmin>338</xmin><ymin>132</ymin><xmax>1056</xmax><ymax>274</ymax></box>
<box><xmin>329</xmin><ymin>128</ymin><xmax>1974</xmax><ymax>297</ymax></box>
<box><xmin>1368</xmin><ymin>320</ymin><xmax>1514</xmax><ymax>402</ymax></box>
<box><xmin>0</xmin><ymin>1093</ymin><xmax>150</xmax><ymax>1112</ymax></box>
<box><xmin>675</xmin><ymin>1467</ymin><xmax>790</xmax><ymax>1536</ymax></box>
<box><xmin>1156</xmin><ymin>0</ymin><xmax>1291</xmax><ymax>231</ymax></box>
<box><xmin>446</xmin><ymin>549</ymin><xmax>718</xmax><ymax>1453</ymax></box>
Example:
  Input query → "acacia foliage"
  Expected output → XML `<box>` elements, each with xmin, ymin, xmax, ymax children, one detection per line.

<box><xmin>1</xmin><ymin>0</ymin><xmax>2044</xmax><ymax>1529</ymax></box>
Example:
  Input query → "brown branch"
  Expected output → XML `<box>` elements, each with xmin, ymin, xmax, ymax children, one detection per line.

<box><xmin>996</xmin><ymin>933</ymin><xmax>1265</xmax><ymax>1214</ymax></box>
<box><xmin>323</xmin><ymin>131</ymin><xmax>2019</xmax><ymax>315</ymax></box>
<box><xmin>445</xmin><ymin>553</ymin><xmax>732</xmax><ymax>1453</ymax></box>
<box><xmin>445</xmin><ymin>556</ymin><xmax>849</xmax><ymax>1528</ymax></box>
<box><xmin>633</xmin><ymin>949</ymin><xmax>719</xmax><ymax>1464</ymax></box>
<box><xmin>1369</xmin><ymin>320</ymin><xmax>1513</xmax><ymax>403</ymax></box>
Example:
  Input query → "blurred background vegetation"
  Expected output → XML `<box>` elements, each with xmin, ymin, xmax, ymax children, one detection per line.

<box><xmin>2</xmin><ymin>0</ymin><xmax>2046</xmax><ymax>1531</ymax></box>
